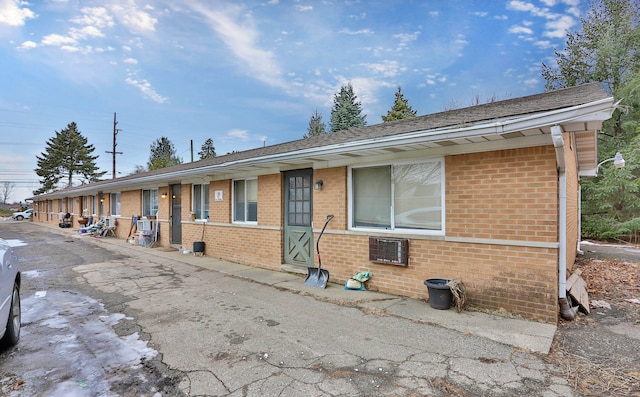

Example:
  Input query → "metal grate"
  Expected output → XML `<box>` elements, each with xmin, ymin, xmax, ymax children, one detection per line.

<box><xmin>368</xmin><ymin>237</ymin><xmax>409</xmax><ymax>266</ymax></box>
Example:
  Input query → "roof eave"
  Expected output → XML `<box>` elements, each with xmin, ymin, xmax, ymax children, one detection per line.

<box><xmin>32</xmin><ymin>96</ymin><xmax>616</xmax><ymax>199</ymax></box>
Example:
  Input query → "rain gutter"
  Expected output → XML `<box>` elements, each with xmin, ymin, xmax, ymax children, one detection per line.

<box><xmin>35</xmin><ymin>97</ymin><xmax>615</xmax><ymax>199</ymax></box>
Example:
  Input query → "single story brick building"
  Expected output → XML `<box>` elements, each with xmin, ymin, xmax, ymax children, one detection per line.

<box><xmin>30</xmin><ymin>83</ymin><xmax>616</xmax><ymax>323</ymax></box>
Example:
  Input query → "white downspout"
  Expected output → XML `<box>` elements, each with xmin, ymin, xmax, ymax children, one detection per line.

<box><xmin>551</xmin><ymin>125</ymin><xmax>577</xmax><ymax>320</ymax></box>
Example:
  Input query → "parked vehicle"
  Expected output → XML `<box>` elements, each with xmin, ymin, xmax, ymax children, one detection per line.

<box><xmin>0</xmin><ymin>238</ymin><xmax>20</xmax><ymax>347</ymax></box>
<box><xmin>12</xmin><ymin>209</ymin><xmax>32</xmax><ymax>221</ymax></box>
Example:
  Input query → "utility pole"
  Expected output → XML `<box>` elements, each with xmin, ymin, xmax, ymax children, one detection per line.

<box><xmin>105</xmin><ymin>112</ymin><xmax>123</xmax><ymax>179</ymax></box>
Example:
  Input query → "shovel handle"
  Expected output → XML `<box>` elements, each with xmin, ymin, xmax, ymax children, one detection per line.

<box><xmin>316</xmin><ymin>215</ymin><xmax>334</xmax><ymax>255</ymax></box>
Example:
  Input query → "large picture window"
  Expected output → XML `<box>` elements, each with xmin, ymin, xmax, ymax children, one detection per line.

<box><xmin>110</xmin><ymin>193</ymin><xmax>121</xmax><ymax>216</ymax></box>
<box><xmin>351</xmin><ymin>160</ymin><xmax>443</xmax><ymax>233</ymax></box>
<box><xmin>192</xmin><ymin>184</ymin><xmax>209</xmax><ymax>220</ymax></box>
<box><xmin>233</xmin><ymin>179</ymin><xmax>257</xmax><ymax>223</ymax></box>
<box><xmin>142</xmin><ymin>189</ymin><xmax>158</xmax><ymax>217</ymax></box>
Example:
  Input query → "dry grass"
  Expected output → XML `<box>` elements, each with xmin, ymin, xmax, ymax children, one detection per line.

<box><xmin>549</xmin><ymin>252</ymin><xmax>640</xmax><ymax>396</ymax></box>
<box><xmin>550</xmin><ymin>351</ymin><xmax>640</xmax><ymax>396</ymax></box>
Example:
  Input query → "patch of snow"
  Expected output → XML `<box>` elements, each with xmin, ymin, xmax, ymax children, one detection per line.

<box><xmin>23</xmin><ymin>270</ymin><xmax>42</xmax><ymax>278</ymax></box>
<box><xmin>18</xmin><ymin>290</ymin><xmax>158</xmax><ymax>396</ymax></box>
<box><xmin>590</xmin><ymin>300</ymin><xmax>611</xmax><ymax>309</ymax></box>
<box><xmin>625</xmin><ymin>298</ymin><xmax>640</xmax><ymax>305</ymax></box>
<box><xmin>4</xmin><ymin>239</ymin><xmax>27</xmax><ymax>247</ymax></box>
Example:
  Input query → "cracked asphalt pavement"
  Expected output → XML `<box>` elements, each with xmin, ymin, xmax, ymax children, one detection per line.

<box><xmin>0</xmin><ymin>221</ymin><xmax>576</xmax><ymax>396</ymax></box>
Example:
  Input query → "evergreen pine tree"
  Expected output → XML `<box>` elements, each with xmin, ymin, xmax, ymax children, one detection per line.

<box><xmin>382</xmin><ymin>86</ymin><xmax>417</xmax><ymax>122</ymax></box>
<box><xmin>34</xmin><ymin>122</ymin><xmax>106</xmax><ymax>195</ymax></box>
<box><xmin>542</xmin><ymin>0</ymin><xmax>640</xmax><ymax>239</ymax></box>
<box><xmin>304</xmin><ymin>109</ymin><xmax>327</xmax><ymax>138</ymax></box>
<box><xmin>147</xmin><ymin>137</ymin><xmax>183</xmax><ymax>170</ymax></box>
<box><xmin>198</xmin><ymin>138</ymin><xmax>217</xmax><ymax>159</ymax></box>
<box><xmin>329</xmin><ymin>83</ymin><xmax>366</xmax><ymax>133</ymax></box>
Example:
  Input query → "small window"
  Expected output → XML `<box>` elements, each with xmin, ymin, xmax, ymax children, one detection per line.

<box><xmin>192</xmin><ymin>184</ymin><xmax>210</xmax><ymax>220</ymax></box>
<box><xmin>233</xmin><ymin>179</ymin><xmax>257</xmax><ymax>223</ymax></box>
<box><xmin>142</xmin><ymin>189</ymin><xmax>159</xmax><ymax>217</ymax></box>
<box><xmin>110</xmin><ymin>193</ymin><xmax>121</xmax><ymax>216</ymax></box>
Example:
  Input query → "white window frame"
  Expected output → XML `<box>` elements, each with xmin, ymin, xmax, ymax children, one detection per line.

<box><xmin>192</xmin><ymin>184</ymin><xmax>210</xmax><ymax>221</ymax></box>
<box><xmin>232</xmin><ymin>178</ymin><xmax>258</xmax><ymax>224</ymax></box>
<box><xmin>348</xmin><ymin>158</ymin><xmax>445</xmax><ymax>236</ymax></box>
<box><xmin>110</xmin><ymin>192</ymin><xmax>121</xmax><ymax>216</ymax></box>
<box><xmin>142</xmin><ymin>189</ymin><xmax>159</xmax><ymax>217</ymax></box>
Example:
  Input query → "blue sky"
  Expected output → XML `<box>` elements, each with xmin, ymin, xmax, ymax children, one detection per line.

<box><xmin>0</xmin><ymin>0</ymin><xmax>583</xmax><ymax>203</ymax></box>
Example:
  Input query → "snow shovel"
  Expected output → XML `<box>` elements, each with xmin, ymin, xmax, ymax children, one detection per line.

<box><xmin>304</xmin><ymin>214</ymin><xmax>334</xmax><ymax>288</ymax></box>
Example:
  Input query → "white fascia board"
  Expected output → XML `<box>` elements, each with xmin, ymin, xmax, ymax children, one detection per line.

<box><xmin>38</xmin><ymin>97</ymin><xmax>615</xmax><ymax>198</ymax></box>
<box><xmin>193</xmin><ymin>97</ymin><xmax>616</xmax><ymax>173</ymax></box>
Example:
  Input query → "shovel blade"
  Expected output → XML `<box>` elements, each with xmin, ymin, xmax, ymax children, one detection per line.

<box><xmin>304</xmin><ymin>268</ymin><xmax>329</xmax><ymax>288</ymax></box>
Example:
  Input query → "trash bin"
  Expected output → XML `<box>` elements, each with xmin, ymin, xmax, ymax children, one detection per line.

<box><xmin>193</xmin><ymin>241</ymin><xmax>205</xmax><ymax>254</ymax></box>
<box><xmin>424</xmin><ymin>278</ymin><xmax>453</xmax><ymax>310</ymax></box>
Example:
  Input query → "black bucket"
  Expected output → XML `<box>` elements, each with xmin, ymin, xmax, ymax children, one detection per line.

<box><xmin>193</xmin><ymin>241</ymin><xmax>205</xmax><ymax>253</ymax></box>
<box><xmin>424</xmin><ymin>278</ymin><xmax>452</xmax><ymax>310</ymax></box>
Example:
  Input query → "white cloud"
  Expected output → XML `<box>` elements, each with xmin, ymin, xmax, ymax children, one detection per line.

<box><xmin>41</xmin><ymin>33</ymin><xmax>76</xmax><ymax>47</ymax></box>
<box><xmin>544</xmin><ymin>15</ymin><xmax>574</xmax><ymax>38</ymax></box>
<box><xmin>125</xmin><ymin>76</ymin><xmax>168</xmax><ymax>103</ymax></box>
<box><xmin>60</xmin><ymin>45</ymin><xmax>81</xmax><ymax>52</ymax></box>
<box><xmin>508</xmin><ymin>25</ymin><xmax>533</xmax><ymax>35</ymax></box>
<box><xmin>18</xmin><ymin>40</ymin><xmax>36</xmax><ymax>50</ymax></box>
<box><xmin>428</xmin><ymin>11</ymin><xmax>439</xmax><ymax>17</ymax></box>
<box><xmin>507</xmin><ymin>1</ymin><xmax>541</xmax><ymax>15</ymax></box>
<box><xmin>186</xmin><ymin>2</ymin><xmax>285</xmax><ymax>88</ymax></box>
<box><xmin>361</xmin><ymin>60</ymin><xmax>403</xmax><ymax>78</ymax></box>
<box><xmin>495</xmin><ymin>15</ymin><xmax>508</xmax><ymax>20</ymax></box>
<box><xmin>474</xmin><ymin>12</ymin><xmax>488</xmax><ymax>17</ymax></box>
<box><xmin>228</xmin><ymin>129</ymin><xmax>249</xmax><ymax>140</ymax></box>
<box><xmin>70</xmin><ymin>7</ymin><xmax>114</xmax><ymax>28</ymax></box>
<box><xmin>123</xmin><ymin>57</ymin><xmax>138</xmax><ymax>64</ymax></box>
<box><xmin>294</xmin><ymin>5</ymin><xmax>312</xmax><ymax>12</ymax></box>
<box><xmin>393</xmin><ymin>32</ymin><xmax>419</xmax><ymax>49</ymax></box>
<box><xmin>0</xmin><ymin>0</ymin><xmax>36</xmax><ymax>26</ymax></box>
<box><xmin>534</xmin><ymin>40</ymin><xmax>553</xmax><ymax>49</ymax></box>
<box><xmin>339</xmin><ymin>28</ymin><xmax>374</xmax><ymax>35</ymax></box>
<box><xmin>109</xmin><ymin>1</ymin><xmax>157</xmax><ymax>33</ymax></box>
<box><xmin>69</xmin><ymin>25</ymin><xmax>105</xmax><ymax>40</ymax></box>
<box><xmin>425</xmin><ymin>73</ymin><xmax>447</xmax><ymax>85</ymax></box>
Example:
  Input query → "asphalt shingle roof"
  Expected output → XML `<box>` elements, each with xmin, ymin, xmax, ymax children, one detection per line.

<box><xmin>34</xmin><ymin>82</ymin><xmax>609</xmax><ymax>198</ymax></box>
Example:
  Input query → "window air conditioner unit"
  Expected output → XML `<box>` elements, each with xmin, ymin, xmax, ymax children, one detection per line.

<box><xmin>137</xmin><ymin>219</ymin><xmax>152</xmax><ymax>232</ymax></box>
<box><xmin>368</xmin><ymin>237</ymin><xmax>409</xmax><ymax>266</ymax></box>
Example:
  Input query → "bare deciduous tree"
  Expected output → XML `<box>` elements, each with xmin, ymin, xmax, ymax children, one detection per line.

<box><xmin>1</xmin><ymin>182</ymin><xmax>15</xmax><ymax>204</ymax></box>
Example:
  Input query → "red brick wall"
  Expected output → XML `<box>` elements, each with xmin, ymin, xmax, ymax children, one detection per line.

<box><xmin>31</xmin><ymin>146</ymin><xmax>563</xmax><ymax>323</ymax></box>
<box><xmin>446</xmin><ymin>147</ymin><xmax>558</xmax><ymax>242</ymax></box>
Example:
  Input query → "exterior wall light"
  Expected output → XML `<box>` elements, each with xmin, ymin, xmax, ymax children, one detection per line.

<box><xmin>597</xmin><ymin>152</ymin><xmax>625</xmax><ymax>175</ymax></box>
<box><xmin>161</xmin><ymin>192</ymin><xmax>167</xmax><ymax>199</ymax></box>
<box><xmin>314</xmin><ymin>180</ymin><xmax>323</xmax><ymax>190</ymax></box>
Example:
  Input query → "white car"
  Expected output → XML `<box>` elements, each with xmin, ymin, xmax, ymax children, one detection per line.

<box><xmin>12</xmin><ymin>209</ymin><xmax>32</xmax><ymax>221</ymax></box>
<box><xmin>0</xmin><ymin>238</ymin><xmax>20</xmax><ymax>347</ymax></box>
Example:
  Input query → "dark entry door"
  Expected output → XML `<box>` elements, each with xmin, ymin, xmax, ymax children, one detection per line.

<box><xmin>283</xmin><ymin>169</ymin><xmax>314</xmax><ymax>267</ymax></box>
<box><xmin>171</xmin><ymin>184</ymin><xmax>182</xmax><ymax>245</ymax></box>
